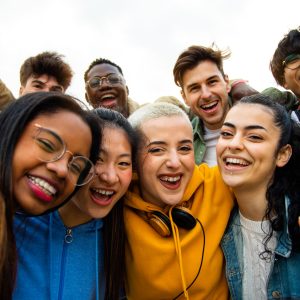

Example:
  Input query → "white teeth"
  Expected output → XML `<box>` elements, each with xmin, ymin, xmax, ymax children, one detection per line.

<box><xmin>93</xmin><ymin>188</ymin><xmax>114</xmax><ymax>196</ymax></box>
<box><xmin>101</xmin><ymin>94</ymin><xmax>115</xmax><ymax>100</ymax></box>
<box><xmin>225</xmin><ymin>158</ymin><xmax>248</xmax><ymax>166</ymax></box>
<box><xmin>201</xmin><ymin>101</ymin><xmax>217</xmax><ymax>109</ymax></box>
<box><xmin>160</xmin><ymin>175</ymin><xmax>180</xmax><ymax>182</ymax></box>
<box><xmin>28</xmin><ymin>176</ymin><xmax>57</xmax><ymax>195</ymax></box>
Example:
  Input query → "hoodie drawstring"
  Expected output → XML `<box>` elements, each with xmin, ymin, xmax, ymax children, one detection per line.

<box><xmin>169</xmin><ymin>207</ymin><xmax>189</xmax><ymax>300</ymax></box>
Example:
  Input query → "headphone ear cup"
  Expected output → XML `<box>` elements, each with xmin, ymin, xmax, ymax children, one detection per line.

<box><xmin>148</xmin><ymin>211</ymin><xmax>172</xmax><ymax>237</ymax></box>
<box><xmin>172</xmin><ymin>206</ymin><xmax>196</xmax><ymax>230</ymax></box>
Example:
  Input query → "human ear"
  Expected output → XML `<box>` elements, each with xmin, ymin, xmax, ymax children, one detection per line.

<box><xmin>19</xmin><ymin>86</ymin><xmax>24</xmax><ymax>96</ymax></box>
<box><xmin>276</xmin><ymin>144</ymin><xmax>292</xmax><ymax>167</ymax></box>
<box><xmin>181</xmin><ymin>89</ymin><xmax>188</xmax><ymax>105</ymax></box>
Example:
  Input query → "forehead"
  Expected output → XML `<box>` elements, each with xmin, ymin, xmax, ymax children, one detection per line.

<box><xmin>26</xmin><ymin>110</ymin><xmax>91</xmax><ymax>154</ymax></box>
<box><xmin>102</xmin><ymin>126</ymin><xmax>131</xmax><ymax>147</ymax></box>
<box><xmin>182</xmin><ymin>60</ymin><xmax>224</xmax><ymax>86</ymax></box>
<box><xmin>226</xmin><ymin>104</ymin><xmax>276</xmax><ymax>129</ymax></box>
<box><xmin>28</xmin><ymin>74</ymin><xmax>60</xmax><ymax>85</ymax></box>
<box><xmin>87</xmin><ymin>63</ymin><xmax>121</xmax><ymax>79</ymax></box>
<box><xmin>141</xmin><ymin>115</ymin><xmax>193</xmax><ymax>141</ymax></box>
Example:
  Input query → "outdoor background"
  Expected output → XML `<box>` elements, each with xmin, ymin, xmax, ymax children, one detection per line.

<box><xmin>0</xmin><ymin>0</ymin><xmax>299</xmax><ymax>105</ymax></box>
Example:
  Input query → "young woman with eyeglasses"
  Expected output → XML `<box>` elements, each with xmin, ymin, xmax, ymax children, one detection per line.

<box><xmin>218</xmin><ymin>94</ymin><xmax>300</xmax><ymax>299</ymax></box>
<box><xmin>0</xmin><ymin>91</ymin><xmax>100</xmax><ymax>300</ymax></box>
<box><xmin>13</xmin><ymin>108</ymin><xmax>136</xmax><ymax>300</ymax></box>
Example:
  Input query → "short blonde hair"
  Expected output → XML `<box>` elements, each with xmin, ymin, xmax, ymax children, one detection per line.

<box><xmin>128</xmin><ymin>102</ymin><xmax>191</xmax><ymax>132</ymax></box>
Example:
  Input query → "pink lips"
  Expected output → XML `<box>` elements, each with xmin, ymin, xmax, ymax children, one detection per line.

<box><xmin>28</xmin><ymin>179</ymin><xmax>53</xmax><ymax>203</ymax></box>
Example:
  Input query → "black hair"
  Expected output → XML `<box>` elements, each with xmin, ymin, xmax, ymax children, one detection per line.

<box><xmin>237</xmin><ymin>94</ymin><xmax>300</xmax><ymax>253</ymax></box>
<box><xmin>0</xmin><ymin>91</ymin><xmax>101</xmax><ymax>299</ymax></box>
<box><xmin>84</xmin><ymin>58</ymin><xmax>124</xmax><ymax>82</ymax></box>
<box><xmin>92</xmin><ymin>108</ymin><xmax>137</xmax><ymax>300</ymax></box>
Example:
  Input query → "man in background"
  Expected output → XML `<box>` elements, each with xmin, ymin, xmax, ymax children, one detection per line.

<box><xmin>0</xmin><ymin>51</ymin><xmax>73</xmax><ymax>110</ymax></box>
<box><xmin>84</xmin><ymin>58</ymin><xmax>139</xmax><ymax>117</ymax></box>
<box><xmin>173</xmin><ymin>45</ymin><xmax>257</xmax><ymax>165</ymax></box>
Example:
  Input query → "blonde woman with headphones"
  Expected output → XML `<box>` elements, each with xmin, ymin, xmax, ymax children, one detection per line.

<box><xmin>124</xmin><ymin>102</ymin><xmax>234</xmax><ymax>300</ymax></box>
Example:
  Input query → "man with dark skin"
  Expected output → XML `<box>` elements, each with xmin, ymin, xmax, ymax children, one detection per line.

<box><xmin>84</xmin><ymin>58</ymin><xmax>139</xmax><ymax>117</ymax></box>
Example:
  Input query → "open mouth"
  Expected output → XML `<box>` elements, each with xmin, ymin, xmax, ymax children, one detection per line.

<box><xmin>90</xmin><ymin>187</ymin><xmax>115</xmax><ymax>205</ymax></box>
<box><xmin>224</xmin><ymin>157</ymin><xmax>250</xmax><ymax>168</ymax></box>
<box><xmin>27</xmin><ymin>175</ymin><xmax>57</xmax><ymax>202</ymax></box>
<box><xmin>200</xmin><ymin>100</ymin><xmax>218</xmax><ymax>112</ymax></box>
<box><xmin>159</xmin><ymin>175</ymin><xmax>182</xmax><ymax>189</ymax></box>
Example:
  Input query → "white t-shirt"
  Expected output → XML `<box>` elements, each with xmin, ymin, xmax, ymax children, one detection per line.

<box><xmin>202</xmin><ymin>127</ymin><xmax>220</xmax><ymax>166</ymax></box>
<box><xmin>239</xmin><ymin>212</ymin><xmax>277</xmax><ymax>300</ymax></box>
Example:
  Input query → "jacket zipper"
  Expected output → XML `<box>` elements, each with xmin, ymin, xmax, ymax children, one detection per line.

<box><xmin>58</xmin><ymin>227</ymin><xmax>73</xmax><ymax>300</ymax></box>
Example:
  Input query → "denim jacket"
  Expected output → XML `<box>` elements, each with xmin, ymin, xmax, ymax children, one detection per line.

<box><xmin>221</xmin><ymin>197</ymin><xmax>300</xmax><ymax>300</ymax></box>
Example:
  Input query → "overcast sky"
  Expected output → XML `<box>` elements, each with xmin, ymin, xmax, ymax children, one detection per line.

<box><xmin>0</xmin><ymin>0</ymin><xmax>299</xmax><ymax>105</ymax></box>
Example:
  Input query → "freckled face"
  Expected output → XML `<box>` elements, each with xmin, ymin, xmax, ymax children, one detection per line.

<box><xmin>12</xmin><ymin>110</ymin><xmax>92</xmax><ymax>215</ymax></box>
<box><xmin>137</xmin><ymin>115</ymin><xmax>195</xmax><ymax>208</ymax></box>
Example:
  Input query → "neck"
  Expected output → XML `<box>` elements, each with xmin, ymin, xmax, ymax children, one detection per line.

<box><xmin>233</xmin><ymin>185</ymin><xmax>268</xmax><ymax>221</ymax></box>
<box><xmin>59</xmin><ymin>200</ymin><xmax>93</xmax><ymax>228</ymax></box>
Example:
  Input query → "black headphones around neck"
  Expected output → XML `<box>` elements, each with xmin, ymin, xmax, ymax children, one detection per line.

<box><xmin>145</xmin><ymin>205</ymin><xmax>197</xmax><ymax>237</ymax></box>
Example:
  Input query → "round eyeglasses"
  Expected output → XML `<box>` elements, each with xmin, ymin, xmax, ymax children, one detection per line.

<box><xmin>86</xmin><ymin>73</ymin><xmax>125</xmax><ymax>89</ymax></box>
<box><xmin>33</xmin><ymin>124</ymin><xmax>95</xmax><ymax>186</ymax></box>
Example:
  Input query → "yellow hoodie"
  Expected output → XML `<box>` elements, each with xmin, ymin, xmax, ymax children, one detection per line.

<box><xmin>124</xmin><ymin>164</ymin><xmax>234</xmax><ymax>300</ymax></box>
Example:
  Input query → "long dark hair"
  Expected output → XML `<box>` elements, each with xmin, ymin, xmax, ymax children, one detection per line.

<box><xmin>238</xmin><ymin>94</ymin><xmax>300</xmax><ymax>252</ymax></box>
<box><xmin>92</xmin><ymin>108</ymin><xmax>137</xmax><ymax>300</ymax></box>
<box><xmin>0</xmin><ymin>91</ymin><xmax>101</xmax><ymax>300</ymax></box>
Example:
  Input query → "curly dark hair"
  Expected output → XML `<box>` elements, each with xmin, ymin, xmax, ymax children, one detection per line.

<box><xmin>270</xmin><ymin>27</ymin><xmax>300</xmax><ymax>86</ymax></box>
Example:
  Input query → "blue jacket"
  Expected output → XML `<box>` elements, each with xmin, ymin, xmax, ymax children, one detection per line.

<box><xmin>221</xmin><ymin>198</ymin><xmax>300</xmax><ymax>300</ymax></box>
<box><xmin>13</xmin><ymin>210</ymin><xmax>105</xmax><ymax>300</ymax></box>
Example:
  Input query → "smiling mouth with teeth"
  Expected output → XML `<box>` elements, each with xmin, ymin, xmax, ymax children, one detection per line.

<box><xmin>225</xmin><ymin>158</ymin><xmax>250</xmax><ymax>167</ymax></box>
<box><xmin>28</xmin><ymin>175</ymin><xmax>57</xmax><ymax>195</ymax></box>
<box><xmin>160</xmin><ymin>175</ymin><xmax>181</xmax><ymax>184</ymax></box>
<box><xmin>200</xmin><ymin>101</ymin><xmax>218</xmax><ymax>111</ymax></box>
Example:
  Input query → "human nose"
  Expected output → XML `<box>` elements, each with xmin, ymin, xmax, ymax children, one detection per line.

<box><xmin>96</xmin><ymin>164</ymin><xmax>119</xmax><ymax>184</ymax></box>
<box><xmin>200</xmin><ymin>85</ymin><xmax>212</xmax><ymax>99</ymax></box>
<box><xmin>46</xmin><ymin>151</ymin><xmax>73</xmax><ymax>179</ymax></box>
<box><xmin>227</xmin><ymin>134</ymin><xmax>244</xmax><ymax>151</ymax></box>
<box><xmin>165</xmin><ymin>150</ymin><xmax>181</xmax><ymax>169</ymax></box>
<box><xmin>98</xmin><ymin>77</ymin><xmax>110</xmax><ymax>88</ymax></box>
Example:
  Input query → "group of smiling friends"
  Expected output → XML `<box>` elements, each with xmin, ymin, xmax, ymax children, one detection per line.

<box><xmin>0</xmin><ymin>26</ymin><xmax>300</xmax><ymax>300</ymax></box>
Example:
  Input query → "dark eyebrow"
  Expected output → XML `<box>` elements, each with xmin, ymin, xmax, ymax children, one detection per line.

<box><xmin>31</xmin><ymin>79</ymin><xmax>45</xmax><ymax>85</ymax></box>
<box><xmin>146</xmin><ymin>141</ymin><xmax>166</xmax><ymax>147</ymax></box>
<box><xmin>186</xmin><ymin>75</ymin><xmax>220</xmax><ymax>89</ymax></box>
<box><xmin>99</xmin><ymin>148</ymin><xmax>131</xmax><ymax>158</ymax></box>
<box><xmin>93</xmin><ymin>73</ymin><xmax>117</xmax><ymax>78</ymax></box>
<box><xmin>223</xmin><ymin>122</ymin><xmax>267</xmax><ymax>131</ymax></box>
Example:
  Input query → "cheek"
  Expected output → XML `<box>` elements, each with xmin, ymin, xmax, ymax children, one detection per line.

<box><xmin>216</xmin><ymin>139</ymin><xmax>227</xmax><ymax>155</ymax></box>
<box><xmin>119</xmin><ymin>170</ymin><xmax>133</xmax><ymax>191</ymax></box>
